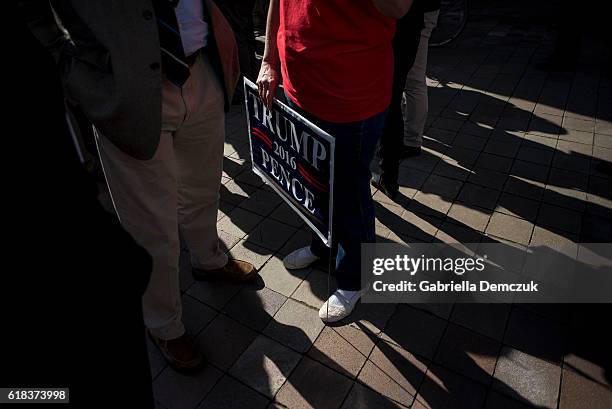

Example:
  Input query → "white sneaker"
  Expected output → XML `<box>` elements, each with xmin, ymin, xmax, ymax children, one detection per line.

<box><xmin>319</xmin><ymin>289</ymin><xmax>362</xmax><ymax>323</ymax></box>
<box><xmin>283</xmin><ymin>246</ymin><xmax>320</xmax><ymax>269</ymax></box>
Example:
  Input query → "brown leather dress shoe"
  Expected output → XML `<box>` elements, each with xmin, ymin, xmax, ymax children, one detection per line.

<box><xmin>192</xmin><ymin>259</ymin><xmax>257</xmax><ymax>282</ymax></box>
<box><xmin>148</xmin><ymin>332</ymin><xmax>203</xmax><ymax>372</ymax></box>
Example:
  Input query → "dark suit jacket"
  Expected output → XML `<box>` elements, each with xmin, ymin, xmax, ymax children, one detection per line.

<box><xmin>19</xmin><ymin>0</ymin><xmax>239</xmax><ymax>160</ymax></box>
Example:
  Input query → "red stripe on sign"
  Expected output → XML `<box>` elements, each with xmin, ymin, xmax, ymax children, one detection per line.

<box><xmin>252</xmin><ymin>128</ymin><xmax>272</xmax><ymax>148</ymax></box>
<box><xmin>252</xmin><ymin>127</ymin><xmax>272</xmax><ymax>144</ymax></box>
<box><xmin>298</xmin><ymin>163</ymin><xmax>328</xmax><ymax>192</ymax></box>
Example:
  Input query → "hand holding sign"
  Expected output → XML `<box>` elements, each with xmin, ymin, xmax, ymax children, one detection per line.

<box><xmin>256</xmin><ymin>61</ymin><xmax>280</xmax><ymax>109</ymax></box>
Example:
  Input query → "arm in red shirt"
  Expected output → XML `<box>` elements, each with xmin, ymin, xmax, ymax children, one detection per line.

<box><xmin>371</xmin><ymin>0</ymin><xmax>414</xmax><ymax>18</ymax></box>
<box><xmin>256</xmin><ymin>0</ymin><xmax>280</xmax><ymax>109</ymax></box>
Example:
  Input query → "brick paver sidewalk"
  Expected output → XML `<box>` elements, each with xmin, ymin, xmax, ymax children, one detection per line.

<box><xmin>150</xmin><ymin>2</ymin><xmax>612</xmax><ymax>408</ymax></box>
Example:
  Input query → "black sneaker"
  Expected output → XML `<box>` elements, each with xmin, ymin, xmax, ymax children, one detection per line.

<box><xmin>371</xmin><ymin>177</ymin><xmax>398</xmax><ymax>201</ymax></box>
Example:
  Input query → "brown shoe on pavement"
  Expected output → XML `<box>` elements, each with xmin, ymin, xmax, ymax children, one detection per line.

<box><xmin>148</xmin><ymin>332</ymin><xmax>204</xmax><ymax>372</ymax></box>
<box><xmin>192</xmin><ymin>259</ymin><xmax>257</xmax><ymax>282</ymax></box>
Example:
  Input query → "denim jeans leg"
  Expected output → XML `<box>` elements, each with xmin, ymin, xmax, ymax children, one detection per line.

<box><xmin>331</xmin><ymin>111</ymin><xmax>387</xmax><ymax>291</ymax></box>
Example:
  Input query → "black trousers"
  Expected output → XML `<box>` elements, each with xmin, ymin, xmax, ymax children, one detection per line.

<box><xmin>217</xmin><ymin>0</ymin><xmax>258</xmax><ymax>81</ymax></box>
<box><xmin>375</xmin><ymin>7</ymin><xmax>424</xmax><ymax>183</ymax></box>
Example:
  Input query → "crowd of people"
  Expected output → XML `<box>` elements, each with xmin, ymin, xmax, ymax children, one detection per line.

<box><xmin>16</xmin><ymin>0</ymin><xmax>440</xmax><ymax>397</ymax></box>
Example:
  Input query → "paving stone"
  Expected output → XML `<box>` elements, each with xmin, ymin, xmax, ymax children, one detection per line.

<box><xmin>476</xmin><ymin>153</ymin><xmax>514</xmax><ymax>174</ymax></box>
<box><xmin>522</xmin><ymin>132</ymin><xmax>558</xmax><ymax>149</ymax></box>
<box><xmin>432</xmin><ymin>158</ymin><xmax>472</xmax><ymax>181</ymax></box>
<box><xmin>229</xmin><ymin>240</ymin><xmax>274</xmax><ymax>270</ymax></box>
<box><xmin>195</xmin><ymin>314</ymin><xmax>257</xmax><ymax>371</ymax></box>
<box><xmin>268</xmin><ymin>202</ymin><xmax>304</xmax><ymax>228</ymax></box>
<box><xmin>503</xmin><ymin>307</ymin><xmax>566</xmax><ymax>363</ymax></box>
<box><xmin>278</xmin><ymin>229</ymin><xmax>312</xmax><ymax>256</ymax></box>
<box><xmin>552</xmin><ymin>152</ymin><xmax>591</xmax><ymax>174</ymax></box>
<box><xmin>197</xmin><ymin>375</ymin><xmax>269</xmax><ymax>409</ymax></box>
<box><xmin>264</xmin><ymin>299</ymin><xmax>325</xmax><ymax>353</ymax></box>
<box><xmin>433</xmin><ymin>323</ymin><xmax>500</xmax><ymax>384</ymax></box>
<box><xmin>460</xmin><ymin>121</ymin><xmax>494</xmax><ymax>138</ymax></box>
<box><xmin>484</xmin><ymin>391</ymin><xmax>534</xmax><ymax>409</ymax></box>
<box><xmin>503</xmin><ymin>175</ymin><xmax>546</xmax><ymax>201</ymax></box>
<box><xmin>153</xmin><ymin>365</ymin><xmax>222</xmax><ymax>409</ymax></box>
<box><xmin>218</xmin><ymin>207</ymin><xmax>263</xmax><ymax>238</ymax></box>
<box><xmin>545</xmin><ymin>183</ymin><xmax>588</xmax><ymax>213</ymax></box>
<box><xmin>432</xmin><ymin>117</ymin><xmax>465</xmax><ymax>132</ymax></box>
<box><xmin>420</xmin><ymin>174</ymin><xmax>464</xmax><ymax>199</ymax></box>
<box><xmin>485</xmin><ymin>212</ymin><xmax>534</xmax><ymax>245</ymax></box>
<box><xmin>510</xmin><ymin>160</ymin><xmax>550</xmax><ymax>184</ymax></box>
<box><xmin>493</xmin><ymin>347</ymin><xmax>562</xmax><ymax>409</ymax></box>
<box><xmin>341</xmin><ymin>383</ymin><xmax>409</xmax><ymax>409</ymax></box>
<box><xmin>457</xmin><ymin>183</ymin><xmax>501</xmax><ymax>210</ymax></box>
<box><xmin>223</xmin><ymin>287</ymin><xmax>287</xmax><ymax>331</ymax></box>
<box><xmin>559</xmin><ymin>129</ymin><xmax>594</xmax><ymax>145</ymax></box>
<box><xmin>274</xmin><ymin>356</ymin><xmax>353</xmax><ymax>409</ymax></box>
<box><xmin>341</xmin><ymin>302</ymin><xmax>397</xmax><ymax>335</ymax></box>
<box><xmin>450</xmin><ymin>303</ymin><xmax>511</xmax><ymax>341</ymax></box>
<box><xmin>453</xmin><ymin>133</ymin><xmax>488</xmax><ymax>151</ymax></box>
<box><xmin>393</xmin><ymin>209</ymin><xmax>441</xmax><ymax>242</ymax></box>
<box><xmin>562</xmin><ymin>117</ymin><xmax>595</xmax><ymax>133</ymax></box>
<box><xmin>484</xmin><ymin>139</ymin><xmax>521</xmax><ymax>158</ymax></box>
<box><xmin>258</xmin><ymin>256</ymin><xmax>309</xmax><ymax>297</ymax></box>
<box><xmin>536</xmin><ymin>203</ymin><xmax>583</xmax><ymax>235</ymax></box>
<box><xmin>528</xmin><ymin>113</ymin><xmax>562</xmax><ymax>137</ymax></box>
<box><xmin>415</xmin><ymin>364</ymin><xmax>488</xmax><ymax>409</ymax></box>
<box><xmin>399</xmin><ymin>148</ymin><xmax>441</xmax><ymax>173</ymax></box>
<box><xmin>229</xmin><ymin>335</ymin><xmax>302</xmax><ymax>398</ymax></box>
<box><xmin>427</xmin><ymin>127</ymin><xmax>459</xmax><ymax>144</ymax></box>
<box><xmin>381</xmin><ymin>305</ymin><xmax>447</xmax><ymax>360</ymax></box>
<box><xmin>563</xmin><ymin>354</ymin><xmax>611</xmax><ymax>388</ymax></box>
<box><xmin>187</xmin><ymin>280</ymin><xmax>244</xmax><ymax>310</ymax></box>
<box><xmin>595</xmin><ymin>120</ymin><xmax>612</xmax><ymax>136</ymax></box>
<box><xmin>291</xmin><ymin>269</ymin><xmax>337</xmax><ymax>309</ymax></box>
<box><xmin>308</xmin><ymin>326</ymin><xmax>369</xmax><ymax>378</ymax></box>
<box><xmin>495</xmin><ymin>192</ymin><xmax>540</xmax><ymax>222</ymax></box>
<box><xmin>221</xmin><ymin>180</ymin><xmax>258</xmax><ymax>206</ymax></box>
<box><xmin>409</xmin><ymin>192</ymin><xmax>453</xmax><ymax>219</ymax></box>
<box><xmin>182</xmin><ymin>294</ymin><xmax>217</xmax><ymax>335</ymax></box>
<box><xmin>468</xmin><ymin>168</ymin><xmax>508</xmax><ymax>190</ymax></box>
<box><xmin>361</xmin><ymin>339</ymin><xmax>429</xmax><ymax>401</ymax></box>
<box><xmin>238</xmin><ymin>188</ymin><xmax>282</xmax><ymax>217</ymax></box>
<box><xmin>246</xmin><ymin>217</ymin><xmax>297</xmax><ymax>251</ymax></box>
<box><xmin>594</xmin><ymin>133</ymin><xmax>612</xmax><ymax>148</ymax></box>
<box><xmin>446</xmin><ymin>203</ymin><xmax>491</xmax><ymax>232</ymax></box>
<box><xmin>434</xmin><ymin>221</ymin><xmax>484</xmax><ymax>246</ymax></box>
<box><xmin>218</xmin><ymin>229</ymin><xmax>242</xmax><ymax>253</ymax></box>
<box><xmin>407</xmin><ymin>303</ymin><xmax>454</xmax><ymax>320</ymax></box>
<box><xmin>516</xmin><ymin>145</ymin><xmax>554</xmax><ymax>165</ymax></box>
<box><xmin>147</xmin><ymin>337</ymin><xmax>168</xmax><ymax>379</ymax></box>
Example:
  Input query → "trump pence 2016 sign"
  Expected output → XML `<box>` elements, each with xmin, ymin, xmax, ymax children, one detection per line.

<box><xmin>244</xmin><ymin>78</ymin><xmax>335</xmax><ymax>247</ymax></box>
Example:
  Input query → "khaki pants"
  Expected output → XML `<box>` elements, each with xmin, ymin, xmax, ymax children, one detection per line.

<box><xmin>403</xmin><ymin>9</ymin><xmax>439</xmax><ymax>148</ymax></box>
<box><xmin>97</xmin><ymin>53</ymin><xmax>227</xmax><ymax>340</ymax></box>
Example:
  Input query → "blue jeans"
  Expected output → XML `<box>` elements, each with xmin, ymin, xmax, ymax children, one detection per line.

<box><xmin>285</xmin><ymin>97</ymin><xmax>387</xmax><ymax>290</ymax></box>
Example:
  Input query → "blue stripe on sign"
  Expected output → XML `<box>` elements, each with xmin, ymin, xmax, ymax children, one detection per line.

<box><xmin>157</xmin><ymin>18</ymin><xmax>180</xmax><ymax>35</ymax></box>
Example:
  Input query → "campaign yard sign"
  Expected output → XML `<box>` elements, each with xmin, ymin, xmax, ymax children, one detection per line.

<box><xmin>243</xmin><ymin>78</ymin><xmax>335</xmax><ymax>247</ymax></box>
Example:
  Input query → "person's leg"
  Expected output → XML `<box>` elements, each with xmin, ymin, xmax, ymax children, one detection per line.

<box><xmin>175</xmin><ymin>52</ymin><xmax>256</xmax><ymax>281</ymax></box>
<box><xmin>173</xmin><ymin>53</ymin><xmax>228</xmax><ymax>271</ymax></box>
<box><xmin>96</xmin><ymin>128</ymin><xmax>184</xmax><ymax>342</ymax></box>
<box><xmin>373</xmin><ymin>10</ymin><xmax>423</xmax><ymax>196</ymax></box>
<box><xmin>332</xmin><ymin>111</ymin><xmax>388</xmax><ymax>292</ymax></box>
<box><xmin>403</xmin><ymin>9</ymin><xmax>439</xmax><ymax>148</ymax></box>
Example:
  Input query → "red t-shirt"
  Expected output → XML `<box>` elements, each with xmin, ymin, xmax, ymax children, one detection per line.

<box><xmin>278</xmin><ymin>0</ymin><xmax>396</xmax><ymax>123</ymax></box>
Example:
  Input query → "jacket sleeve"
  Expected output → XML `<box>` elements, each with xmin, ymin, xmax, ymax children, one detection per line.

<box><xmin>18</xmin><ymin>0</ymin><xmax>72</xmax><ymax>63</ymax></box>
